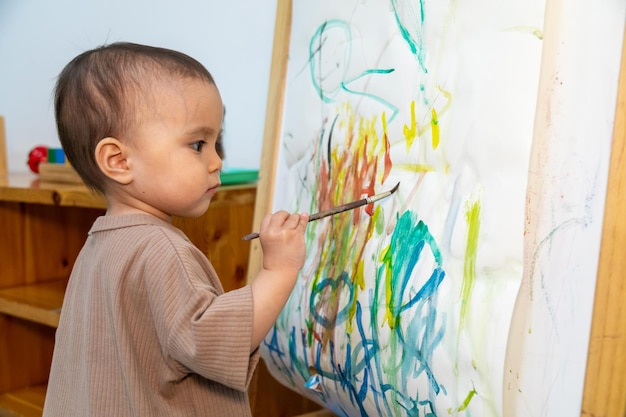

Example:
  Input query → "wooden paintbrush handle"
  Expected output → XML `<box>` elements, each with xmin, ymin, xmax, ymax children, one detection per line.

<box><xmin>308</xmin><ymin>198</ymin><xmax>367</xmax><ymax>221</ymax></box>
<box><xmin>242</xmin><ymin>198</ymin><xmax>368</xmax><ymax>240</ymax></box>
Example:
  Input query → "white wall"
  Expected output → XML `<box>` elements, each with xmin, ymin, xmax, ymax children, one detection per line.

<box><xmin>0</xmin><ymin>0</ymin><xmax>277</xmax><ymax>173</ymax></box>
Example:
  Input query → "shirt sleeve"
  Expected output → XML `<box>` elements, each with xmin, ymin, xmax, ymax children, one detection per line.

<box><xmin>142</xmin><ymin>229</ymin><xmax>260</xmax><ymax>391</ymax></box>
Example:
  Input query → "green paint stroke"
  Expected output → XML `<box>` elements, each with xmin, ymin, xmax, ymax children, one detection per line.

<box><xmin>457</xmin><ymin>387</ymin><xmax>478</xmax><ymax>412</ymax></box>
<box><xmin>459</xmin><ymin>198</ymin><xmax>481</xmax><ymax>331</ymax></box>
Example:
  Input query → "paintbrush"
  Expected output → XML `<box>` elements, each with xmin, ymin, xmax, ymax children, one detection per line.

<box><xmin>242</xmin><ymin>182</ymin><xmax>400</xmax><ymax>241</ymax></box>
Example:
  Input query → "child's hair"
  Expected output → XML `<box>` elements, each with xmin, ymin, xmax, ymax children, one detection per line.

<box><xmin>54</xmin><ymin>42</ymin><xmax>216</xmax><ymax>193</ymax></box>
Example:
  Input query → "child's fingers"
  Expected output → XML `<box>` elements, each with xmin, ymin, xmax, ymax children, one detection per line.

<box><xmin>296</xmin><ymin>213</ymin><xmax>309</xmax><ymax>230</ymax></box>
<box><xmin>282</xmin><ymin>212</ymin><xmax>305</xmax><ymax>230</ymax></box>
<box><xmin>268</xmin><ymin>210</ymin><xmax>290</xmax><ymax>228</ymax></box>
<box><xmin>260</xmin><ymin>213</ymin><xmax>274</xmax><ymax>230</ymax></box>
<box><xmin>262</xmin><ymin>211</ymin><xmax>309</xmax><ymax>236</ymax></box>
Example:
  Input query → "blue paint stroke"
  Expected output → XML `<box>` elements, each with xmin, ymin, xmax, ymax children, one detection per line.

<box><xmin>264</xmin><ymin>209</ymin><xmax>449</xmax><ymax>416</ymax></box>
<box><xmin>377</xmin><ymin>211</ymin><xmax>446</xmax><ymax>414</ymax></box>
<box><xmin>310</xmin><ymin>272</ymin><xmax>355</xmax><ymax>329</ymax></box>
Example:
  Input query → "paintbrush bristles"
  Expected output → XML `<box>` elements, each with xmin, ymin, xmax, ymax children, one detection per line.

<box><xmin>241</xmin><ymin>182</ymin><xmax>400</xmax><ymax>241</ymax></box>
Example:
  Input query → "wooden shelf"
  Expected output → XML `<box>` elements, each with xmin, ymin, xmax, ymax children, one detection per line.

<box><xmin>0</xmin><ymin>280</ymin><xmax>66</xmax><ymax>328</ymax></box>
<box><xmin>0</xmin><ymin>384</ymin><xmax>46</xmax><ymax>417</ymax></box>
<box><xmin>0</xmin><ymin>172</ymin><xmax>105</xmax><ymax>209</ymax></box>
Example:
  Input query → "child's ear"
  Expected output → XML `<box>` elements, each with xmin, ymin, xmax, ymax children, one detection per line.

<box><xmin>95</xmin><ymin>137</ymin><xmax>133</xmax><ymax>185</ymax></box>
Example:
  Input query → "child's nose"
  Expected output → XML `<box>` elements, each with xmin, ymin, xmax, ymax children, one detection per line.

<box><xmin>209</xmin><ymin>153</ymin><xmax>222</xmax><ymax>173</ymax></box>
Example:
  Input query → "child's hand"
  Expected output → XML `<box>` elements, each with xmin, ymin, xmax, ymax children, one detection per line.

<box><xmin>250</xmin><ymin>210</ymin><xmax>308</xmax><ymax>349</ymax></box>
<box><xmin>259</xmin><ymin>211</ymin><xmax>309</xmax><ymax>275</ymax></box>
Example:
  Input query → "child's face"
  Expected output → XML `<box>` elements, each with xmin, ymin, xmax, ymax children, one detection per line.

<box><xmin>123</xmin><ymin>77</ymin><xmax>224</xmax><ymax>220</ymax></box>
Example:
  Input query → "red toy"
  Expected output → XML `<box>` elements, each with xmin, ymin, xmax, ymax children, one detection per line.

<box><xmin>27</xmin><ymin>145</ymin><xmax>48</xmax><ymax>174</ymax></box>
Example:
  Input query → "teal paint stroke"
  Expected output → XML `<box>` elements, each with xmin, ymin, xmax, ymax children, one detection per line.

<box><xmin>308</xmin><ymin>19</ymin><xmax>399</xmax><ymax>121</ymax></box>
<box><xmin>391</xmin><ymin>0</ymin><xmax>428</xmax><ymax>73</ymax></box>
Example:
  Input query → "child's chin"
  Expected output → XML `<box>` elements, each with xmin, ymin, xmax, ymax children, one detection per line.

<box><xmin>189</xmin><ymin>200</ymin><xmax>212</xmax><ymax>218</ymax></box>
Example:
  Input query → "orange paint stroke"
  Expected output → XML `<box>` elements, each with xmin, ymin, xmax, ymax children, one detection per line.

<box><xmin>308</xmin><ymin>101</ymin><xmax>391</xmax><ymax>347</ymax></box>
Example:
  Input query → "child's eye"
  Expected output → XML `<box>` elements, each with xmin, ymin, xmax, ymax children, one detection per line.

<box><xmin>191</xmin><ymin>140</ymin><xmax>206</xmax><ymax>152</ymax></box>
<box><xmin>216</xmin><ymin>136</ymin><xmax>224</xmax><ymax>159</ymax></box>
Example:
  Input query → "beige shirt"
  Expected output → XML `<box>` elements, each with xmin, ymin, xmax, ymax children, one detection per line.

<box><xmin>44</xmin><ymin>214</ymin><xmax>260</xmax><ymax>416</ymax></box>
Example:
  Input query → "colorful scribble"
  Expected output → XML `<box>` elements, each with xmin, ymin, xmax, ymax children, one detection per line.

<box><xmin>261</xmin><ymin>0</ymin><xmax>539</xmax><ymax>415</ymax></box>
<box><xmin>263</xmin><ymin>92</ymin><xmax>484</xmax><ymax>414</ymax></box>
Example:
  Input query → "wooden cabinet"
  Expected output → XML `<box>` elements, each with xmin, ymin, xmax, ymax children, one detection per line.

<box><xmin>0</xmin><ymin>173</ymin><xmax>256</xmax><ymax>416</ymax></box>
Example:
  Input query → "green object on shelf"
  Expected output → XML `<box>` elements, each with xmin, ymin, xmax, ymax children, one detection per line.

<box><xmin>47</xmin><ymin>148</ymin><xmax>66</xmax><ymax>163</ymax></box>
<box><xmin>220</xmin><ymin>168</ymin><xmax>259</xmax><ymax>185</ymax></box>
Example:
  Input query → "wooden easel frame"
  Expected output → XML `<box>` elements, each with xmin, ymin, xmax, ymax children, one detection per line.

<box><xmin>246</xmin><ymin>0</ymin><xmax>292</xmax><ymax>283</ymax></box>
<box><xmin>580</xmin><ymin>24</ymin><xmax>626</xmax><ymax>417</ymax></box>
<box><xmin>248</xmin><ymin>1</ymin><xmax>626</xmax><ymax>416</ymax></box>
<box><xmin>0</xmin><ymin>116</ymin><xmax>7</xmax><ymax>179</ymax></box>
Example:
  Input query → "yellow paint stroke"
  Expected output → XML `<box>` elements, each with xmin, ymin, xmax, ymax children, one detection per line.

<box><xmin>391</xmin><ymin>87</ymin><xmax>453</xmax><ymax>175</ymax></box>
<box><xmin>346</xmin><ymin>258</ymin><xmax>366</xmax><ymax>334</ymax></box>
<box><xmin>381</xmin><ymin>112</ymin><xmax>392</xmax><ymax>183</ymax></box>
<box><xmin>414</xmin><ymin>86</ymin><xmax>451</xmax><ymax>138</ymax></box>
<box><xmin>433</xmin><ymin>86</ymin><xmax>451</xmax><ymax>173</ymax></box>
<box><xmin>430</xmin><ymin>107</ymin><xmax>440</xmax><ymax>149</ymax></box>
<box><xmin>460</xmin><ymin>198</ymin><xmax>481</xmax><ymax>332</ymax></box>
<box><xmin>403</xmin><ymin>100</ymin><xmax>417</xmax><ymax>152</ymax></box>
<box><xmin>398</xmin><ymin>88</ymin><xmax>453</xmax><ymax>174</ymax></box>
<box><xmin>457</xmin><ymin>388</ymin><xmax>478</xmax><ymax>412</ymax></box>
<box><xmin>454</xmin><ymin>198</ymin><xmax>482</xmax><ymax>374</ymax></box>
<box><xmin>394</xmin><ymin>163</ymin><xmax>435</xmax><ymax>173</ymax></box>
<box><xmin>382</xmin><ymin>245</ymin><xmax>393</xmax><ymax>327</ymax></box>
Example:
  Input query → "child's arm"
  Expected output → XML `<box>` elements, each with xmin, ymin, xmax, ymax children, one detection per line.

<box><xmin>249</xmin><ymin>210</ymin><xmax>309</xmax><ymax>350</ymax></box>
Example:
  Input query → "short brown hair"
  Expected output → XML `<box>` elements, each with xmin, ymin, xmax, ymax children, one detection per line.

<box><xmin>54</xmin><ymin>42</ymin><xmax>216</xmax><ymax>193</ymax></box>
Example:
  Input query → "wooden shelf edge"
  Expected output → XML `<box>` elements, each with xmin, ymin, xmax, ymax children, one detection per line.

<box><xmin>0</xmin><ymin>172</ymin><xmax>255</xmax><ymax>210</ymax></box>
<box><xmin>0</xmin><ymin>280</ymin><xmax>66</xmax><ymax>328</ymax></box>
<box><xmin>0</xmin><ymin>384</ymin><xmax>46</xmax><ymax>417</ymax></box>
<box><xmin>0</xmin><ymin>173</ymin><xmax>105</xmax><ymax>208</ymax></box>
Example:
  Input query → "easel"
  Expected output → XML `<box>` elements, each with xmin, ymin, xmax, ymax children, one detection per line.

<box><xmin>248</xmin><ymin>1</ymin><xmax>626</xmax><ymax>416</ymax></box>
